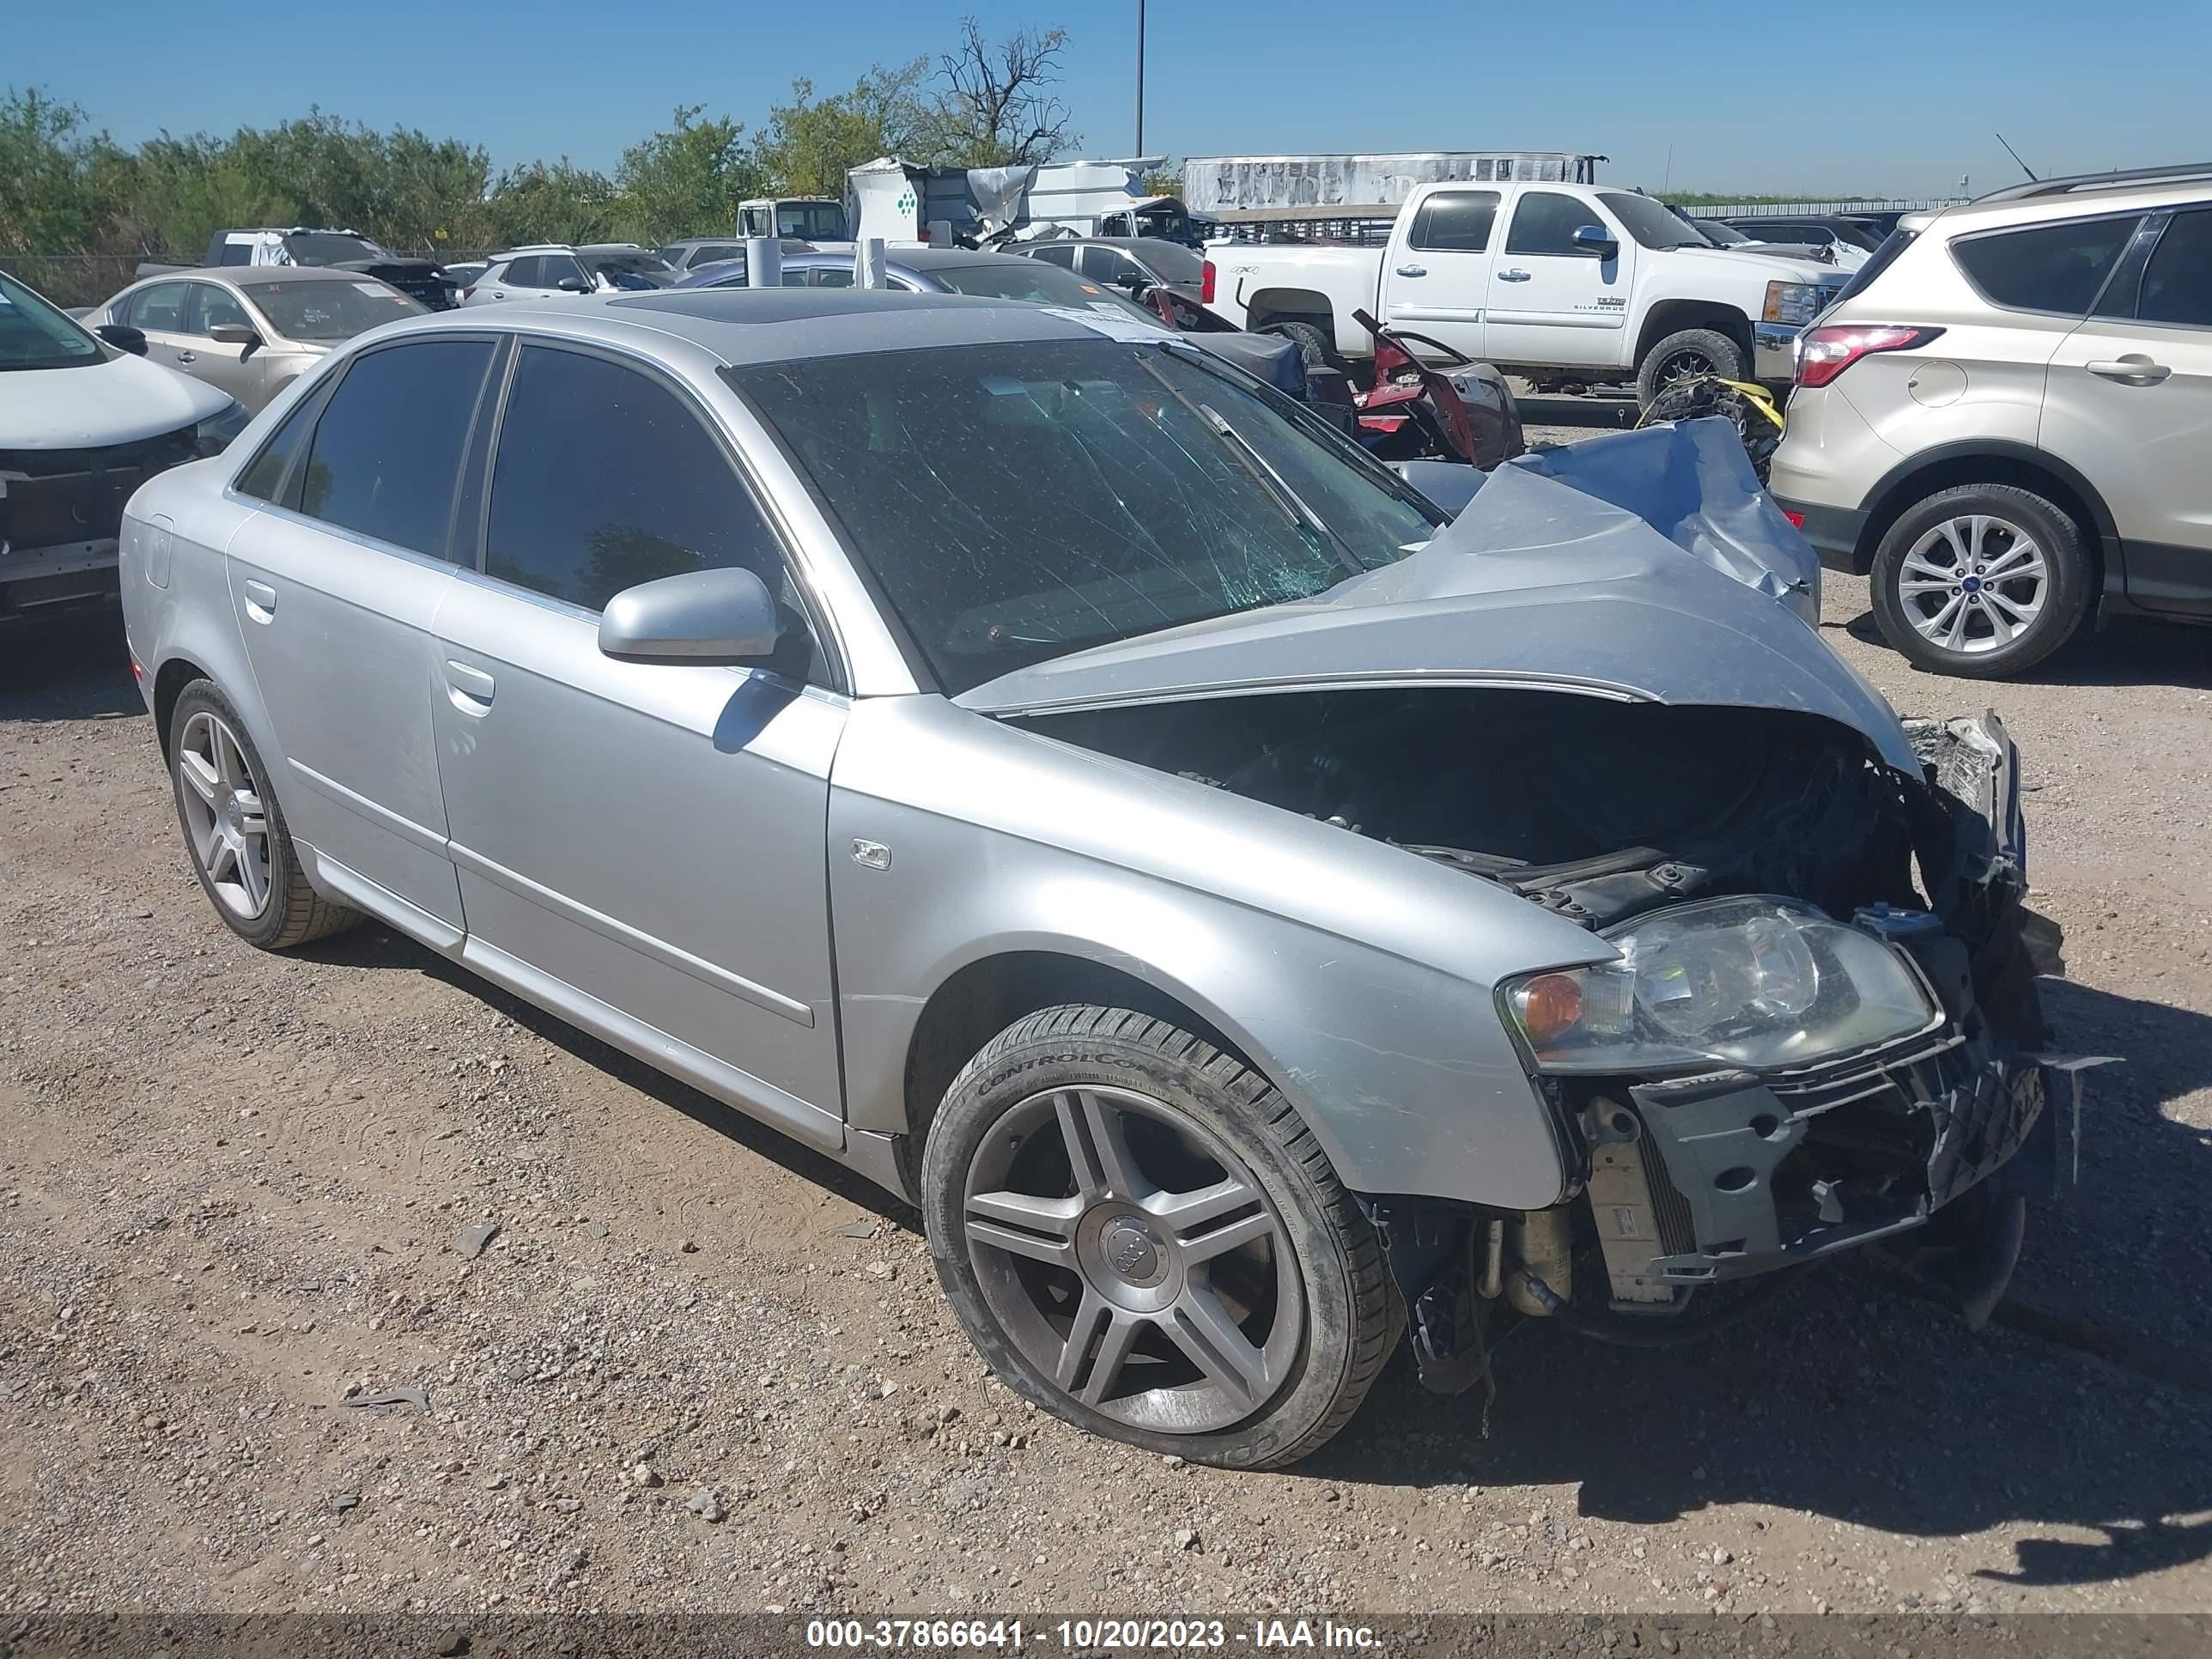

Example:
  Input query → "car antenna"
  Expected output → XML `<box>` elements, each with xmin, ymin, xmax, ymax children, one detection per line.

<box><xmin>1994</xmin><ymin>133</ymin><xmax>2039</xmax><ymax>182</ymax></box>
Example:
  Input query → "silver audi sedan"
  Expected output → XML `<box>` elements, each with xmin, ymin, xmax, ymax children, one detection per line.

<box><xmin>117</xmin><ymin>289</ymin><xmax>2063</xmax><ymax>1468</ymax></box>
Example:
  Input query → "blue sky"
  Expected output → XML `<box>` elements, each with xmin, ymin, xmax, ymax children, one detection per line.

<box><xmin>15</xmin><ymin>0</ymin><xmax>2210</xmax><ymax>198</ymax></box>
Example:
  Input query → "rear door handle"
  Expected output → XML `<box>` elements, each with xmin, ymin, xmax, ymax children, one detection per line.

<box><xmin>444</xmin><ymin>659</ymin><xmax>496</xmax><ymax>714</ymax></box>
<box><xmin>2086</xmin><ymin>356</ymin><xmax>2172</xmax><ymax>385</ymax></box>
<box><xmin>1394</xmin><ymin>264</ymin><xmax>1427</xmax><ymax>278</ymax></box>
<box><xmin>1497</xmin><ymin>269</ymin><xmax>1532</xmax><ymax>283</ymax></box>
<box><xmin>241</xmin><ymin>580</ymin><xmax>276</xmax><ymax>623</ymax></box>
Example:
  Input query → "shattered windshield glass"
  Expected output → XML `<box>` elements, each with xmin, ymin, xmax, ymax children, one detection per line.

<box><xmin>729</xmin><ymin>338</ymin><xmax>1442</xmax><ymax>693</ymax></box>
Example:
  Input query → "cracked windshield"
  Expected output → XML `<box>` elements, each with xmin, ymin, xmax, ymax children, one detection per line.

<box><xmin>730</xmin><ymin>338</ymin><xmax>1442</xmax><ymax>692</ymax></box>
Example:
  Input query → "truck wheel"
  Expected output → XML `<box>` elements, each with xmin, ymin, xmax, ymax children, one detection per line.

<box><xmin>1635</xmin><ymin>328</ymin><xmax>1749</xmax><ymax>406</ymax></box>
<box><xmin>1265</xmin><ymin>320</ymin><xmax>1335</xmax><ymax>371</ymax></box>
<box><xmin>921</xmin><ymin>1004</ymin><xmax>1396</xmax><ymax>1469</ymax></box>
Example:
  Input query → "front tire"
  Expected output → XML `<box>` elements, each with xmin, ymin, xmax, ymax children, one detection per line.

<box><xmin>1868</xmin><ymin>484</ymin><xmax>2092</xmax><ymax>678</ymax></box>
<box><xmin>1635</xmin><ymin>326</ymin><xmax>1750</xmax><ymax>407</ymax></box>
<box><xmin>167</xmin><ymin>679</ymin><xmax>361</xmax><ymax>950</ymax></box>
<box><xmin>921</xmin><ymin>1006</ymin><xmax>1395</xmax><ymax>1469</ymax></box>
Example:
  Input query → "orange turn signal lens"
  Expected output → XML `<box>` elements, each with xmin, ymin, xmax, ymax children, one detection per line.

<box><xmin>1516</xmin><ymin>973</ymin><xmax>1585</xmax><ymax>1048</ymax></box>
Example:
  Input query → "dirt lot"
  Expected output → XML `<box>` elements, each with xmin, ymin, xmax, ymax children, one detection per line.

<box><xmin>3</xmin><ymin>493</ymin><xmax>2210</xmax><ymax>1624</ymax></box>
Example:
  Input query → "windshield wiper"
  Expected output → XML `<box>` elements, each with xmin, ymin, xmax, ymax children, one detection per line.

<box><xmin>1135</xmin><ymin>356</ymin><xmax>1365</xmax><ymax>576</ymax></box>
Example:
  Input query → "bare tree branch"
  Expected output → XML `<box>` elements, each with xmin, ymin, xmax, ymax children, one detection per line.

<box><xmin>931</xmin><ymin>16</ymin><xmax>1078</xmax><ymax>167</ymax></box>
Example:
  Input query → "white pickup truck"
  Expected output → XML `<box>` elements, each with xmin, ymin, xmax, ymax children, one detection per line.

<box><xmin>1200</xmin><ymin>180</ymin><xmax>1850</xmax><ymax>405</ymax></box>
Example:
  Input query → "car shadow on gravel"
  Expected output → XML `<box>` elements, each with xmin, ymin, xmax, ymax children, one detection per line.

<box><xmin>1835</xmin><ymin>607</ymin><xmax>2212</xmax><ymax>690</ymax></box>
<box><xmin>0</xmin><ymin>605</ymin><xmax>141</xmax><ymax>722</ymax></box>
<box><xmin>1304</xmin><ymin>973</ymin><xmax>2212</xmax><ymax>1590</ymax></box>
<box><xmin>293</xmin><ymin>921</ymin><xmax>917</xmax><ymax>1225</ymax></box>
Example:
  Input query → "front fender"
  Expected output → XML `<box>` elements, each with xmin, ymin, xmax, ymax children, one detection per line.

<box><xmin>828</xmin><ymin>696</ymin><xmax>1598</xmax><ymax>1209</ymax></box>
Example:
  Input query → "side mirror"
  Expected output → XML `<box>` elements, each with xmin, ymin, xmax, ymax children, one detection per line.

<box><xmin>1572</xmin><ymin>224</ymin><xmax>1620</xmax><ymax>260</ymax></box>
<box><xmin>1113</xmin><ymin>270</ymin><xmax>1149</xmax><ymax>293</ymax></box>
<box><xmin>556</xmin><ymin>276</ymin><xmax>591</xmax><ymax>293</ymax></box>
<box><xmin>95</xmin><ymin>323</ymin><xmax>149</xmax><ymax>356</ymax></box>
<box><xmin>599</xmin><ymin>566</ymin><xmax>783</xmax><ymax>665</ymax></box>
<box><xmin>210</xmin><ymin>323</ymin><xmax>261</xmax><ymax>353</ymax></box>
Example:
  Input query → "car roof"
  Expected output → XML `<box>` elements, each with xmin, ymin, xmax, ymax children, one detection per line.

<box><xmin>1923</xmin><ymin>166</ymin><xmax>2212</xmax><ymax>234</ymax></box>
<box><xmin>128</xmin><ymin>265</ymin><xmax>372</xmax><ymax>286</ymax></box>
<box><xmin>398</xmin><ymin>286</ymin><xmax>1127</xmax><ymax>368</ymax></box>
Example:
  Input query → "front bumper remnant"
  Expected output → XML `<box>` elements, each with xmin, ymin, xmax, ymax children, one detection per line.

<box><xmin>1600</xmin><ymin>708</ymin><xmax>2061</xmax><ymax>1288</ymax></box>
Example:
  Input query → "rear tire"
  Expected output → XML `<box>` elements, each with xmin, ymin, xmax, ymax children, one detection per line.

<box><xmin>1265</xmin><ymin>319</ymin><xmax>1336</xmax><ymax>371</ymax></box>
<box><xmin>167</xmin><ymin>679</ymin><xmax>361</xmax><ymax>951</ymax></box>
<box><xmin>921</xmin><ymin>1005</ymin><xmax>1396</xmax><ymax>1469</ymax></box>
<box><xmin>1635</xmin><ymin>326</ymin><xmax>1749</xmax><ymax>407</ymax></box>
<box><xmin>1868</xmin><ymin>484</ymin><xmax>2092</xmax><ymax>678</ymax></box>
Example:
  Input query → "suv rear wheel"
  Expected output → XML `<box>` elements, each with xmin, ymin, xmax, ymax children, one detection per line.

<box><xmin>1869</xmin><ymin>483</ymin><xmax>2092</xmax><ymax>678</ymax></box>
<box><xmin>921</xmin><ymin>1005</ymin><xmax>1395</xmax><ymax>1469</ymax></box>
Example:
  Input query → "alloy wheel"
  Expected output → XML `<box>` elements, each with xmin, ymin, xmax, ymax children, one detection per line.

<box><xmin>1896</xmin><ymin>514</ymin><xmax>2047</xmax><ymax>656</ymax></box>
<box><xmin>176</xmin><ymin>710</ymin><xmax>273</xmax><ymax>920</ymax></box>
<box><xmin>959</xmin><ymin>1085</ymin><xmax>1304</xmax><ymax>1434</ymax></box>
<box><xmin>1656</xmin><ymin>346</ymin><xmax>1717</xmax><ymax>388</ymax></box>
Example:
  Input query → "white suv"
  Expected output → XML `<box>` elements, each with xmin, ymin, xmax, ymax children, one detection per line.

<box><xmin>1770</xmin><ymin>165</ymin><xmax>2212</xmax><ymax>677</ymax></box>
<box><xmin>458</xmin><ymin>246</ymin><xmax>597</xmax><ymax>306</ymax></box>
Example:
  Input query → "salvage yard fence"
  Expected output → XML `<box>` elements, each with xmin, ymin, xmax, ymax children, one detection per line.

<box><xmin>1695</xmin><ymin>198</ymin><xmax>1966</xmax><ymax>219</ymax></box>
<box><xmin>3</xmin><ymin>254</ymin><xmax>144</xmax><ymax>310</ymax></box>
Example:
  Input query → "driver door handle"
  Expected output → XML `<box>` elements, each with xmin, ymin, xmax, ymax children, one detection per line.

<box><xmin>444</xmin><ymin>659</ymin><xmax>496</xmax><ymax>714</ymax></box>
<box><xmin>2086</xmin><ymin>356</ymin><xmax>2172</xmax><ymax>385</ymax></box>
<box><xmin>175</xmin><ymin>349</ymin><xmax>198</xmax><ymax>363</ymax></box>
<box><xmin>1394</xmin><ymin>264</ymin><xmax>1427</xmax><ymax>278</ymax></box>
<box><xmin>1497</xmin><ymin>269</ymin><xmax>1532</xmax><ymax>283</ymax></box>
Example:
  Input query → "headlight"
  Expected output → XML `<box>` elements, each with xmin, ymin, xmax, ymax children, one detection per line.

<box><xmin>1500</xmin><ymin>896</ymin><xmax>1938</xmax><ymax>1074</ymax></box>
<box><xmin>1762</xmin><ymin>280</ymin><xmax>1820</xmax><ymax>327</ymax></box>
<box><xmin>194</xmin><ymin>400</ymin><xmax>251</xmax><ymax>457</ymax></box>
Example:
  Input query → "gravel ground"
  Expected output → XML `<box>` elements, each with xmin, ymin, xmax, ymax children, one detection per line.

<box><xmin>3</xmin><ymin>441</ymin><xmax>2209</xmax><ymax>1623</ymax></box>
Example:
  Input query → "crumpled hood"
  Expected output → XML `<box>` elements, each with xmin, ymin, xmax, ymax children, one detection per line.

<box><xmin>956</xmin><ymin>422</ymin><xmax>1918</xmax><ymax>774</ymax></box>
<box><xmin>0</xmin><ymin>349</ymin><xmax>232</xmax><ymax>450</ymax></box>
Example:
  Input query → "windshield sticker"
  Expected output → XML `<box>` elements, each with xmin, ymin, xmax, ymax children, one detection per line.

<box><xmin>353</xmin><ymin>282</ymin><xmax>392</xmax><ymax>297</ymax></box>
<box><xmin>1036</xmin><ymin>305</ymin><xmax>1167</xmax><ymax>343</ymax></box>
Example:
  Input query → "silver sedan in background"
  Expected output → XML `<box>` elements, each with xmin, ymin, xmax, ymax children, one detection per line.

<box><xmin>82</xmin><ymin>267</ymin><xmax>425</xmax><ymax>410</ymax></box>
<box><xmin>116</xmin><ymin>289</ymin><xmax>2063</xmax><ymax>1469</ymax></box>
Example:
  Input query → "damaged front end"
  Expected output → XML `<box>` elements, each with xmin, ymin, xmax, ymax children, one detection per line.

<box><xmin>1382</xmin><ymin>710</ymin><xmax>2064</xmax><ymax>1397</ymax></box>
<box><xmin>957</xmin><ymin>421</ymin><xmax>2085</xmax><ymax>1400</ymax></box>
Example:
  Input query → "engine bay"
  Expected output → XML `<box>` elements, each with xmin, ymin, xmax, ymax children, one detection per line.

<box><xmin>1026</xmin><ymin>686</ymin><xmax>1924</xmax><ymax>928</ymax></box>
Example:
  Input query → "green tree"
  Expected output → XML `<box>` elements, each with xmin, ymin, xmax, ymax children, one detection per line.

<box><xmin>614</xmin><ymin>105</ymin><xmax>759</xmax><ymax>241</ymax></box>
<box><xmin>484</xmin><ymin>159</ymin><xmax>621</xmax><ymax>247</ymax></box>
<box><xmin>754</xmin><ymin>61</ymin><xmax>934</xmax><ymax>197</ymax></box>
<box><xmin>0</xmin><ymin>88</ymin><xmax>120</xmax><ymax>254</ymax></box>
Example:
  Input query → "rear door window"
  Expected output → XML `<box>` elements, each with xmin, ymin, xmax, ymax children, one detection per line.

<box><xmin>2136</xmin><ymin>208</ymin><xmax>2212</xmax><ymax>328</ymax></box>
<box><xmin>129</xmin><ymin>282</ymin><xmax>193</xmax><ymax>332</ymax></box>
<box><xmin>1951</xmin><ymin>215</ymin><xmax>2142</xmax><ymax>314</ymax></box>
<box><xmin>1028</xmin><ymin>244</ymin><xmax>1077</xmax><ymax>268</ymax></box>
<box><xmin>1409</xmin><ymin>191</ymin><xmax>1501</xmax><ymax>252</ymax></box>
<box><xmin>503</xmin><ymin>258</ymin><xmax>542</xmax><ymax>287</ymax></box>
<box><xmin>295</xmin><ymin>338</ymin><xmax>498</xmax><ymax>559</ymax></box>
